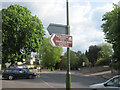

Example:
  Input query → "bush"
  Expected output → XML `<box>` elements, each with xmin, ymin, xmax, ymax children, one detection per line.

<box><xmin>29</xmin><ymin>67</ymin><xmax>34</xmax><ymax>69</ymax></box>
<box><xmin>2</xmin><ymin>64</ymin><xmax>6</xmax><ymax>70</ymax></box>
<box><xmin>95</xmin><ymin>58</ymin><xmax>110</xmax><ymax>66</ymax></box>
<box><xmin>110</xmin><ymin>61</ymin><xmax>120</xmax><ymax>70</ymax></box>
<box><xmin>34</xmin><ymin>67</ymin><xmax>37</xmax><ymax>69</ymax></box>
<box><xmin>48</xmin><ymin>67</ymin><xmax>55</xmax><ymax>71</ymax></box>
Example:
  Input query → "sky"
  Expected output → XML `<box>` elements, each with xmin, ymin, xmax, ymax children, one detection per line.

<box><xmin>1</xmin><ymin>0</ymin><xmax>120</xmax><ymax>53</ymax></box>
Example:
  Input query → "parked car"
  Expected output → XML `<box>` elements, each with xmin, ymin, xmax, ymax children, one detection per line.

<box><xmin>2</xmin><ymin>68</ymin><xmax>36</xmax><ymax>80</ymax></box>
<box><xmin>8</xmin><ymin>65</ymin><xmax>29</xmax><ymax>72</ymax></box>
<box><xmin>89</xmin><ymin>75</ymin><xmax>120</xmax><ymax>90</ymax></box>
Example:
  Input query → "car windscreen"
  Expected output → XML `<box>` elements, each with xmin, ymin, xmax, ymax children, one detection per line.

<box><xmin>5</xmin><ymin>69</ymin><xmax>12</xmax><ymax>73</ymax></box>
<box><xmin>8</xmin><ymin>66</ymin><xmax>14</xmax><ymax>68</ymax></box>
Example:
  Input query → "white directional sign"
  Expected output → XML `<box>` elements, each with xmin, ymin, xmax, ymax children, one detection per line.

<box><xmin>49</xmin><ymin>34</ymin><xmax>72</xmax><ymax>47</ymax></box>
<box><xmin>47</xmin><ymin>23</ymin><xmax>67</xmax><ymax>35</ymax></box>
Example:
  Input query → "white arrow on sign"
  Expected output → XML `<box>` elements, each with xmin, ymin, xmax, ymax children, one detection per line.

<box><xmin>49</xmin><ymin>34</ymin><xmax>56</xmax><ymax>46</ymax></box>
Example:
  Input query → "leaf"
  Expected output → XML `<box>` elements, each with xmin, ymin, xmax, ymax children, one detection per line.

<box><xmin>2</xmin><ymin>4</ymin><xmax>45</xmax><ymax>64</ymax></box>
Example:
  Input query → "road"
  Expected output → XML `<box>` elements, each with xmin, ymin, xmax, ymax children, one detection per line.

<box><xmin>2</xmin><ymin>71</ymin><xmax>106</xmax><ymax>89</ymax></box>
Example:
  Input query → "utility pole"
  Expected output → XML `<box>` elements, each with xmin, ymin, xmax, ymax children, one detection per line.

<box><xmin>66</xmin><ymin>0</ymin><xmax>71</xmax><ymax>90</ymax></box>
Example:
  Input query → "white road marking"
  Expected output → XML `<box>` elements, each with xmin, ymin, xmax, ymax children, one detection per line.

<box><xmin>40</xmin><ymin>79</ymin><xmax>54</xmax><ymax>88</ymax></box>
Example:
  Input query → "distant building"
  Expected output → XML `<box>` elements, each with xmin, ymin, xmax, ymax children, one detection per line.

<box><xmin>25</xmin><ymin>56</ymin><xmax>40</xmax><ymax>65</ymax></box>
<box><xmin>30</xmin><ymin>56</ymin><xmax>35</xmax><ymax>65</ymax></box>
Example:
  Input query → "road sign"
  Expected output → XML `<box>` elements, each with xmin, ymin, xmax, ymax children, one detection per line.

<box><xmin>49</xmin><ymin>34</ymin><xmax>72</xmax><ymax>47</ymax></box>
<box><xmin>47</xmin><ymin>23</ymin><xmax>67</xmax><ymax>35</ymax></box>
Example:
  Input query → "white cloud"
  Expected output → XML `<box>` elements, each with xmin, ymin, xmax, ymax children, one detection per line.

<box><xmin>70</xmin><ymin>2</ymin><xmax>91</xmax><ymax>23</ymax></box>
<box><xmin>30</xmin><ymin>0</ymin><xmax>66</xmax><ymax>25</ymax></box>
<box><xmin>1</xmin><ymin>0</ymin><xmax>119</xmax><ymax>53</ymax></box>
<box><xmin>119</xmin><ymin>1</ymin><xmax>120</xmax><ymax>7</ymax></box>
<box><xmin>69</xmin><ymin>1</ymin><xmax>117</xmax><ymax>52</ymax></box>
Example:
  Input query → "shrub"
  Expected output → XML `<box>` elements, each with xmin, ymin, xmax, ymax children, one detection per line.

<box><xmin>110</xmin><ymin>61</ymin><xmax>120</xmax><ymax>70</ymax></box>
<box><xmin>29</xmin><ymin>67</ymin><xmax>34</xmax><ymax>69</ymax></box>
<box><xmin>95</xmin><ymin>58</ymin><xmax>110</xmax><ymax>66</ymax></box>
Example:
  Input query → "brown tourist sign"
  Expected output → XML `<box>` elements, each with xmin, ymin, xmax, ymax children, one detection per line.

<box><xmin>49</xmin><ymin>34</ymin><xmax>72</xmax><ymax>47</ymax></box>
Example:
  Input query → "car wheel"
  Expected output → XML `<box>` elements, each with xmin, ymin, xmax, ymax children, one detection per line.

<box><xmin>29</xmin><ymin>75</ymin><xmax>33</xmax><ymax>79</ymax></box>
<box><xmin>92</xmin><ymin>89</ymin><xmax>97</xmax><ymax>90</ymax></box>
<box><xmin>8</xmin><ymin>75</ymin><xmax>14</xmax><ymax>80</ymax></box>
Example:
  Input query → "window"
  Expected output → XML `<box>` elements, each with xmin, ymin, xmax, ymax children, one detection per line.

<box><xmin>5</xmin><ymin>69</ymin><xmax>12</xmax><ymax>73</ymax></box>
<box><xmin>19</xmin><ymin>69</ymin><xmax>25</xmax><ymax>73</ymax></box>
<box><xmin>118</xmin><ymin>77</ymin><xmax>120</xmax><ymax>87</ymax></box>
<box><xmin>107</xmin><ymin>77</ymin><xmax>119</xmax><ymax>87</ymax></box>
<box><xmin>13</xmin><ymin>70</ymin><xmax>19</xmax><ymax>73</ymax></box>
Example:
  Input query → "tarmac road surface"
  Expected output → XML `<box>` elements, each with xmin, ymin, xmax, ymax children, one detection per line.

<box><xmin>2</xmin><ymin>71</ymin><xmax>106</xmax><ymax>89</ymax></box>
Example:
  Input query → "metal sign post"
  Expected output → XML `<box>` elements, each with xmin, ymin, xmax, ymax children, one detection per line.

<box><xmin>66</xmin><ymin>0</ymin><xmax>71</xmax><ymax>90</ymax></box>
<box><xmin>47</xmin><ymin>0</ymin><xmax>71</xmax><ymax>89</ymax></box>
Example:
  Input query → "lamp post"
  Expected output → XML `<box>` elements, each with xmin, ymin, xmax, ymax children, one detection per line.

<box><xmin>66</xmin><ymin>0</ymin><xmax>71</xmax><ymax>90</ymax></box>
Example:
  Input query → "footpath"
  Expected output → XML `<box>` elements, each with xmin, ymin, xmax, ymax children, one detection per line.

<box><xmin>75</xmin><ymin>70</ymin><xmax>118</xmax><ymax>79</ymax></box>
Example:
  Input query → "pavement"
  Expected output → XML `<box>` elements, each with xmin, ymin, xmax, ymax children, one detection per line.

<box><xmin>34</xmin><ymin>70</ymin><xmax>114</xmax><ymax>80</ymax></box>
<box><xmin>0</xmin><ymin>69</ymin><xmax>118</xmax><ymax>80</ymax></box>
<box><xmin>38</xmin><ymin>70</ymin><xmax>117</xmax><ymax>80</ymax></box>
<box><xmin>75</xmin><ymin>70</ymin><xmax>118</xmax><ymax>79</ymax></box>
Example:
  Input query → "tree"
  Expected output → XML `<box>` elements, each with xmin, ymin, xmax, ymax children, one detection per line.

<box><xmin>0</xmin><ymin>29</ymin><xmax>1</xmax><ymax>66</ymax></box>
<box><xmin>101</xmin><ymin>4</ymin><xmax>120</xmax><ymax>72</ymax></box>
<box><xmin>78</xmin><ymin>54</ymin><xmax>88</xmax><ymax>67</ymax></box>
<box><xmin>98</xmin><ymin>43</ymin><xmax>113</xmax><ymax>59</ymax></box>
<box><xmin>0</xmin><ymin>10</ymin><xmax>1</xmax><ymax>65</ymax></box>
<box><xmin>76</xmin><ymin>51</ymin><xmax>89</xmax><ymax>68</ymax></box>
<box><xmin>2</xmin><ymin>4</ymin><xmax>45</xmax><ymax>65</ymax></box>
<box><xmin>86</xmin><ymin>45</ymin><xmax>101</xmax><ymax>66</ymax></box>
<box><xmin>40</xmin><ymin>37</ymin><xmax>63</xmax><ymax>70</ymax></box>
<box><xmin>101</xmin><ymin>4</ymin><xmax>120</xmax><ymax>61</ymax></box>
<box><xmin>63</xmin><ymin>50</ymin><xmax>79</xmax><ymax>69</ymax></box>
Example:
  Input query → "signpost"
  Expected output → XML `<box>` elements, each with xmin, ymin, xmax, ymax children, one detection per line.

<box><xmin>118</xmin><ymin>1</ymin><xmax>120</xmax><ymax>7</ymax></box>
<box><xmin>49</xmin><ymin>34</ymin><xmax>72</xmax><ymax>47</ymax></box>
<box><xmin>47</xmin><ymin>0</ymin><xmax>71</xmax><ymax>90</ymax></box>
<box><xmin>47</xmin><ymin>23</ymin><xmax>67</xmax><ymax>35</ymax></box>
<box><xmin>66</xmin><ymin>0</ymin><xmax>71</xmax><ymax>90</ymax></box>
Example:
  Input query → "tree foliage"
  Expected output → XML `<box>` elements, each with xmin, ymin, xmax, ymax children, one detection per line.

<box><xmin>0</xmin><ymin>30</ymin><xmax>1</xmax><ymax>65</ymax></box>
<box><xmin>40</xmin><ymin>37</ymin><xmax>63</xmax><ymax>69</ymax></box>
<box><xmin>76</xmin><ymin>51</ymin><xmax>89</xmax><ymax>67</ymax></box>
<box><xmin>0</xmin><ymin>10</ymin><xmax>1</xmax><ymax>64</ymax></box>
<box><xmin>62</xmin><ymin>50</ymin><xmax>89</xmax><ymax>69</ymax></box>
<box><xmin>101</xmin><ymin>4</ymin><xmax>120</xmax><ymax>60</ymax></box>
<box><xmin>98</xmin><ymin>43</ymin><xmax>113</xmax><ymax>59</ymax></box>
<box><xmin>2</xmin><ymin>4</ymin><xmax>45</xmax><ymax>65</ymax></box>
<box><xmin>86</xmin><ymin>45</ymin><xmax>101</xmax><ymax>66</ymax></box>
<box><xmin>63</xmin><ymin>50</ymin><xmax>79</xmax><ymax>69</ymax></box>
<box><xmin>101</xmin><ymin>4</ymin><xmax>120</xmax><ymax>71</ymax></box>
